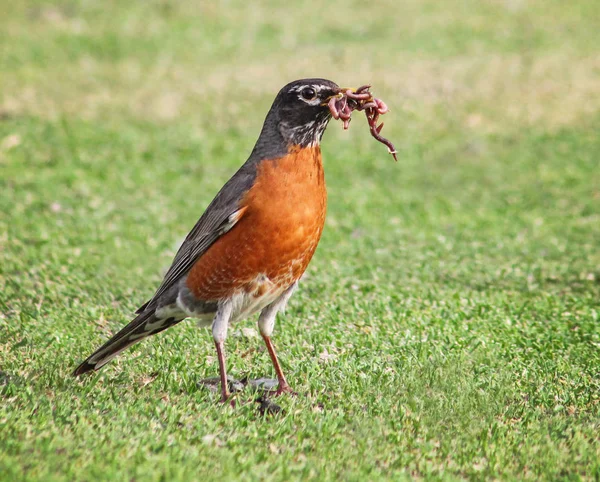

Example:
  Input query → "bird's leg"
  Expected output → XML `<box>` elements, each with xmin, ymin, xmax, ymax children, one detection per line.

<box><xmin>212</xmin><ymin>300</ymin><xmax>233</xmax><ymax>404</ymax></box>
<box><xmin>261</xmin><ymin>334</ymin><xmax>293</xmax><ymax>395</ymax></box>
<box><xmin>258</xmin><ymin>282</ymin><xmax>298</xmax><ymax>396</ymax></box>
<box><xmin>214</xmin><ymin>340</ymin><xmax>230</xmax><ymax>403</ymax></box>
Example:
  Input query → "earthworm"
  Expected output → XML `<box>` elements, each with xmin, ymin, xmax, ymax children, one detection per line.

<box><xmin>328</xmin><ymin>97</ymin><xmax>340</xmax><ymax>120</ymax></box>
<box><xmin>328</xmin><ymin>85</ymin><xmax>397</xmax><ymax>161</ymax></box>
<box><xmin>345</xmin><ymin>89</ymin><xmax>371</xmax><ymax>101</ymax></box>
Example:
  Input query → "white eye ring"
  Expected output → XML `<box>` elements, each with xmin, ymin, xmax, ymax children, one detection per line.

<box><xmin>300</xmin><ymin>87</ymin><xmax>317</xmax><ymax>101</ymax></box>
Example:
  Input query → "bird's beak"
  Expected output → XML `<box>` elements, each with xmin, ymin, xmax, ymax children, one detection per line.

<box><xmin>321</xmin><ymin>90</ymin><xmax>344</xmax><ymax>106</ymax></box>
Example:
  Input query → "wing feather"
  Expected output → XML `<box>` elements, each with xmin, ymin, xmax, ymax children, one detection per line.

<box><xmin>137</xmin><ymin>165</ymin><xmax>257</xmax><ymax>313</ymax></box>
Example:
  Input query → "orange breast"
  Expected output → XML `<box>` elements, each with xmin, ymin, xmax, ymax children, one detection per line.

<box><xmin>186</xmin><ymin>145</ymin><xmax>327</xmax><ymax>301</ymax></box>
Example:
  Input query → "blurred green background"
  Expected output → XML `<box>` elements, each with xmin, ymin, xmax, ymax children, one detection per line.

<box><xmin>1</xmin><ymin>1</ymin><xmax>599</xmax><ymax>480</ymax></box>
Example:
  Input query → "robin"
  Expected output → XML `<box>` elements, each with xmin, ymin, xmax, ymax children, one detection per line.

<box><xmin>73</xmin><ymin>78</ymin><xmax>344</xmax><ymax>402</ymax></box>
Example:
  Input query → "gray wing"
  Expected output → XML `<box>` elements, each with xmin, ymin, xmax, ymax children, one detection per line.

<box><xmin>136</xmin><ymin>163</ymin><xmax>258</xmax><ymax>313</ymax></box>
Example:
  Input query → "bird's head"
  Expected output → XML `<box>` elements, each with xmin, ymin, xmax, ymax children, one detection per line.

<box><xmin>265</xmin><ymin>78</ymin><xmax>341</xmax><ymax>149</ymax></box>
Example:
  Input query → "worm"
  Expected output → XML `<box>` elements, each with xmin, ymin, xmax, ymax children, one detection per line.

<box><xmin>328</xmin><ymin>86</ymin><xmax>397</xmax><ymax>161</ymax></box>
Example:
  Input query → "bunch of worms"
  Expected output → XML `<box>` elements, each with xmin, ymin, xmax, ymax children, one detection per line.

<box><xmin>328</xmin><ymin>85</ymin><xmax>397</xmax><ymax>161</ymax></box>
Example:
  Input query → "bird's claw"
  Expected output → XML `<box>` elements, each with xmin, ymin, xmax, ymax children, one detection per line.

<box><xmin>267</xmin><ymin>383</ymin><xmax>297</xmax><ymax>398</ymax></box>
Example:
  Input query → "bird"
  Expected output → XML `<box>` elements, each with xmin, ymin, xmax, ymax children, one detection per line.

<box><xmin>73</xmin><ymin>78</ymin><xmax>343</xmax><ymax>403</ymax></box>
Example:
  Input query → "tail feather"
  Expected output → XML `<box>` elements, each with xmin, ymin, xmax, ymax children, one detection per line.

<box><xmin>73</xmin><ymin>311</ymin><xmax>184</xmax><ymax>376</ymax></box>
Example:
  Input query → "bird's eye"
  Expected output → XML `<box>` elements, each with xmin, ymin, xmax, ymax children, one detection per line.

<box><xmin>300</xmin><ymin>87</ymin><xmax>317</xmax><ymax>100</ymax></box>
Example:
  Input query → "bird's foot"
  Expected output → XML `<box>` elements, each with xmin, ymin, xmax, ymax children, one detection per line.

<box><xmin>197</xmin><ymin>376</ymin><xmax>242</xmax><ymax>406</ymax></box>
<box><xmin>198</xmin><ymin>376</ymin><xmax>294</xmax><ymax>403</ymax></box>
<box><xmin>269</xmin><ymin>383</ymin><xmax>296</xmax><ymax>397</ymax></box>
<box><xmin>219</xmin><ymin>395</ymin><xmax>236</xmax><ymax>408</ymax></box>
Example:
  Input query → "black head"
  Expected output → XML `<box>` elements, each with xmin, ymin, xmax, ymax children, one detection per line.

<box><xmin>275</xmin><ymin>78</ymin><xmax>340</xmax><ymax>147</ymax></box>
<box><xmin>253</xmin><ymin>79</ymin><xmax>340</xmax><ymax>156</ymax></box>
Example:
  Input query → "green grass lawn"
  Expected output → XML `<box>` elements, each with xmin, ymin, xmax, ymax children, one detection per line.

<box><xmin>2</xmin><ymin>0</ymin><xmax>600</xmax><ymax>480</ymax></box>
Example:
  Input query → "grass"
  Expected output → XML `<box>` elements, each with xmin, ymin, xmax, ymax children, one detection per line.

<box><xmin>1</xmin><ymin>0</ymin><xmax>600</xmax><ymax>480</ymax></box>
